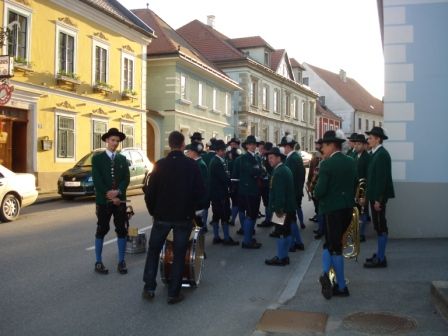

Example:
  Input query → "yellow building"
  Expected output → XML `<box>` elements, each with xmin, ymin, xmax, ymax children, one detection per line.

<box><xmin>0</xmin><ymin>0</ymin><xmax>156</xmax><ymax>192</ymax></box>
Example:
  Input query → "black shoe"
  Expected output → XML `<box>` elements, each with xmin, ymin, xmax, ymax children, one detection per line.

<box><xmin>314</xmin><ymin>234</ymin><xmax>323</xmax><ymax>240</ymax></box>
<box><xmin>313</xmin><ymin>229</ymin><xmax>320</xmax><ymax>234</ymax></box>
<box><xmin>257</xmin><ymin>212</ymin><xmax>265</xmax><ymax>218</ymax></box>
<box><xmin>201</xmin><ymin>227</ymin><xmax>208</xmax><ymax>234</ymax></box>
<box><xmin>293</xmin><ymin>243</ymin><xmax>305</xmax><ymax>251</ymax></box>
<box><xmin>213</xmin><ymin>237</ymin><xmax>223</xmax><ymax>244</ymax></box>
<box><xmin>364</xmin><ymin>257</ymin><xmax>387</xmax><ymax>268</ymax></box>
<box><xmin>333</xmin><ymin>285</ymin><xmax>350</xmax><ymax>297</ymax></box>
<box><xmin>229</xmin><ymin>221</ymin><xmax>235</xmax><ymax>226</ymax></box>
<box><xmin>117</xmin><ymin>261</ymin><xmax>128</xmax><ymax>274</ymax></box>
<box><xmin>309</xmin><ymin>216</ymin><xmax>318</xmax><ymax>222</ymax></box>
<box><xmin>265</xmin><ymin>256</ymin><xmax>290</xmax><ymax>266</ymax></box>
<box><xmin>269</xmin><ymin>231</ymin><xmax>280</xmax><ymax>238</ymax></box>
<box><xmin>360</xmin><ymin>235</ymin><xmax>366</xmax><ymax>242</ymax></box>
<box><xmin>95</xmin><ymin>262</ymin><xmax>109</xmax><ymax>275</ymax></box>
<box><xmin>167</xmin><ymin>293</ymin><xmax>185</xmax><ymax>305</ymax></box>
<box><xmin>319</xmin><ymin>273</ymin><xmax>332</xmax><ymax>300</ymax></box>
<box><xmin>222</xmin><ymin>237</ymin><xmax>239</xmax><ymax>246</ymax></box>
<box><xmin>257</xmin><ymin>220</ymin><xmax>273</xmax><ymax>227</ymax></box>
<box><xmin>241</xmin><ymin>241</ymin><xmax>262</xmax><ymax>249</ymax></box>
<box><xmin>365</xmin><ymin>253</ymin><xmax>377</xmax><ymax>263</ymax></box>
<box><xmin>142</xmin><ymin>288</ymin><xmax>155</xmax><ymax>301</ymax></box>
<box><xmin>300</xmin><ymin>223</ymin><xmax>306</xmax><ymax>229</ymax></box>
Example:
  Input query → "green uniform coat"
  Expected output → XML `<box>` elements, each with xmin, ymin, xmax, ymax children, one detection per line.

<box><xmin>268</xmin><ymin>163</ymin><xmax>296</xmax><ymax>214</ymax></box>
<box><xmin>284</xmin><ymin>151</ymin><xmax>305</xmax><ymax>200</ymax></box>
<box><xmin>92</xmin><ymin>151</ymin><xmax>130</xmax><ymax>205</ymax></box>
<box><xmin>366</xmin><ymin>146</ymin><xmax>395</xmax><ymax>203</ymax></box>
<box><xmin>314</xmin><ymin>152</ymin><xmax>357</xmax><ymax>215</ymax></box>
<box><xmin>195</xmin><ymin>157</ymin><xmax>210</xmax><ymax>209</ymax></box>
<box><xmin>232</xmin><ymin>152</ymin><xmax>262</xmax><ymax>196</ymax></box>
<box><xmin>208</xmin><ymin>155</ymin><xmax>230</xmax><ymax>201</ymax></box>
<box><xmin>202</xmin><ymin>151</ymin><xmax>216</xmax><ymax>167</ymax></box>
<box><xmin>355</xmin><ymin>151</ymin><xmax>370</xmax><ymax>180</ymax></box>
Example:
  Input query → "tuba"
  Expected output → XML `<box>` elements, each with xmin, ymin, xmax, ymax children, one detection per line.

<box><xmin>355</xmin><ymin>178</ymin><xmax>367</xmax><ymax>211</ymax></box>
<box><xmin>342</xmin><ymin>206</ymin><xmax>360</xmax><ymax>259</ymax></box>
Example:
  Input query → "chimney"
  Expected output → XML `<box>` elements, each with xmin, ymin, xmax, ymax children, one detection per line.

<box><xmin>339</xmin><ymin>69</ymin><xmax>346</xmax><ymax>82</ymax></box>
<box><xmin>207</xmin><ymin>15</ymin><xmax>215</xmax><ymax>28</ymax></box>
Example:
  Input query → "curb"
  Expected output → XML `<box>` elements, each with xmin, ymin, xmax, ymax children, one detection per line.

<box><xmin>33</xmin><ymin>194</ymin><xmax>61</xmax><ymax>205</ymax></box>
<box><xmin>431</xmin><ymin>280</ymin><xmax>448</xmax><ymax>322</ymax></box>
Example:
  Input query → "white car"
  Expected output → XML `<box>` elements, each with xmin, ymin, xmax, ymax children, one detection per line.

<box><xmin>0</xmin><ymin>165</ymin><xmax>38</xmax><ymax>222</ymax></box>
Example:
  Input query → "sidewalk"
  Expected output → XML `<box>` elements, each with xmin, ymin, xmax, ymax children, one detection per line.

<box><xmin>34</xmin><ymin>191</ymin><xmax>61</xmax><ymax>204</ymax></box>
<box><xmin>254</xmin><ymin>236</ymin><xmax>448</xmax><ymax>335</ymax></box>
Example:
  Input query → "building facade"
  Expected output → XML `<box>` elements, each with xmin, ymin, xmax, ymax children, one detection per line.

<box><xmin>303</xmin><ymin>63</ymin><xmax>383</xmax><ymax>136</ymax></box>
<box><xmin>315</xmin><ymin>101</ymin><xmax>342</xmax><ymax>140</ymax></box>
<box><xmin>378</xmin><ymin>0</ymin><xmax>448</xmax><ymax>238</ymax></box>
<box><xmin>177</xmin><ymin>20</ymin><xmax>318</xmax><ymax>148</ymax></box>
<box><xmin>133</xmin><ymin>9</ymin><xmax>239</xmax><ymax>155</ymax></box>
<box><xmin>0</xmin><ymin>0</ymin><xmax>155</xmax><ymax>192</ymax></box>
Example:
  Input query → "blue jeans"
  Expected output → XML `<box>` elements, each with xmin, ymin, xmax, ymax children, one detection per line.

<box><xmin>143</xmin><ymin>219</ymin><xmax>193</xmax><ymax>297</ymax></box>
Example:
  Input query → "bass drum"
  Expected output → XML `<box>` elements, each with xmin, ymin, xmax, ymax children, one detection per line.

<box><xmin>160</xmin><ymin>227</ymin><xmax>205</xmax><ymax>287</ymax></box>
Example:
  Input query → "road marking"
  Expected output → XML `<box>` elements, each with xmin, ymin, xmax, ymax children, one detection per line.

<box><xmin>85</xmin><ymin>225</ymin><xmax>152</xmax><ymax>251</ymax></box>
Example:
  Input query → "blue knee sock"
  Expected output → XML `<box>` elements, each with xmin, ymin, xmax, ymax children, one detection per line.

<box><xmin>212</xmin><ymin>222</ymin><xmax>220</xmax><ymax>239</ymax></box>
<box><xmin>238</xmin><ymin>211</ymin><xmax>246</xmax><ymax>229</ymax></box>
<box><xmin>243</xmin><ymin>218</ymin><xmax>253</xmax><ymax>244</ymax></box>
<box><xmin>297</xmin><ymin>208</ymin><xmax>304</xmax><ymax>225</ymax></box>
<box><xmin>265</xmin><ymin>209</ymin><xmax>272</xmax><ymax>222</ymax></box>
<box><xmin>322</xmin><ymin>249</ymin><xmax>332</xmax><ymax>273</ymax></box>
<box><xmin>377</xmin><ymin>234</ymin><xmax>388</xmax><ymax>261</ymax></box>
<box><xmin>95</xmin><ymin>238</ymin><xmax>103</xmax><ymax>263</ymax></box>
<box><xmin>222</xmin><ymin>223</ymin><xmax>230</xmax><ymax>240</ymax></box>
<box><xmin>231</xmin><ymin>206</ymin><xmax>238</xmax><ymax>224</ymax></box>
<box><xmin>117</xmin><ymin>237</ymin><xmax>126</xmax><ymax>263</ymax></box>
<box><xmin>290</xmin><ymin>221</ymin><xmax>303</xmax><ymax>246</ymax></box>
<box><xmin>202</xmin><ymin>208</ymin><xmax>209</xmax><ymax>226</ymax></box>
<box><xmin>277</xmin><ymin>238</ymin><xmax>288</xmax><ymax>259</ymax></box>
<box><xmin>332</xmin><ymin>255</ymin><xmax>346</xmax><ymax>290</ymax></box>
<box><xmin>285</xmin><ymin>235</ymin><xmax>293</xmax><ymax>257</ymax></box>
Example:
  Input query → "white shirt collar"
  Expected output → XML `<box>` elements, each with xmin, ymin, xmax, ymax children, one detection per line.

<box><xmin>274</xmin><ymin>162</ymin><xmax>283</xmax><ymax>169</ymax></box>
<box><xmin>286</xmin><ymin>150</ymin><xmax>294</xmax><ymax>158</ymax></box>
<box><xmin>330</xmin><ymin>151</ymin><xmax>341</xmax><ymax>158</ymax></box>
<box><xmin>105</xmin><ymin>149</ymin><xmax>116</xmax><ymax>159</ymax></box>
<box><xmin>216</xmin><ymin>154</ymin><xmax>225</xmax><ymax>162</ymax></box>
<box><xmin>371</xmin><ymin>144</ymin><xmax>383</xmax><ymax>154</ymax></box>
<box><xmin>248</xmin><ymin>150</ymin><xmax>255</xmax><ymax>157</ymax></box>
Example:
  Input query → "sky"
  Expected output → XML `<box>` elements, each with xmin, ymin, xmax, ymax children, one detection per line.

<box><xmin>119</xmin><ymin>0</ymin><xmax>384</xmax><ymax>99</ymax></box>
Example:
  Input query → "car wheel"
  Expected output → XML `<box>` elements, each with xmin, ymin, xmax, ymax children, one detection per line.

<box><xmin>0</xmin><ymin>193</ymin><xmax>21</xmax><ymax>222</ymax></box>
<box><xmin>61</xmin><ymin>195</ymin><xmax>75</xmax><ymax>201</ymax></box>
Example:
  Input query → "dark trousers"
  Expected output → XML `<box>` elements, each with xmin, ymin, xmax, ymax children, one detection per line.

<box><xmin>261</xmin><ymin>180</ymin><xmax>269</xmax><ymax>207</ymax></box>
<box><xmin>143</xmin><ymin>219</ymin><xmax>193</xmax><ymax>297</ymax></box>
<box><xmin>273</xmin><ymin>212</ymin><xmax>294</xmax><ymax>237</ymax></box>
<box><xmin>238</xmin><ymin>194</ymin><xmax>261</xmax><ymax>220</ymax></box>
<box><xmin>211</xmin><ymin>197</ymin><xmax>231</xmax><ymax>223</ymax></box>
<box><xmin>324</xmin><ymin>208</ymin><xmax>352</xmax><ymax>255</ymax></box>
<box><xmin>95</xmin><ymin>203</ymin><xmax>127</xmax><ymax>239</ymax></box>
<box><xmin>370</xmin><ymin>201</ymin><xmax>388</xmax><ymax>235</ymax></box>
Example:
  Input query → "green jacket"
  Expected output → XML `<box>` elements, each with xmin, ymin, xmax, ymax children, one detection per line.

<box><xmin>92</xmin><ymin>151</ymin><xmax>130</xmax><ymax>205</ymax></box>
<box><xmin>232</xmin><ymin>152</ymin><xmax>262</xmax><ymax>196</ymax></box>
<box><xmin>201</xmin><ymin>151</ymin><xmax>216</xmax><ymax>167</ymax></box>
<box><xmin>346</xmin><ymin>148</ymin><xmax>356</xmax><ymax>158</ymax></box>
<box><xmin>285</xmin><ymin>151</ymin><xmax>305</xmax><ymax>200</ymax></box>
<box><xmin>366</xmin><ymin>146</ymin><xmax>395</xmax><ymax>203</ymax></box>
<box><xmin>268</xmin><ymin>163</ymin><xmax>296</xmax><ymax>213</ymax></box>
<box><xmin>314</xmin><ymin>152</ymin><xmax>357</xmax><ymax>214</ymax></box>
<box><xmin>208</xmin><ymin>155</ymin><xmax>230</xmax><ymax>200</ymax></box>
<box><xmin>355</xmin><ymin>151</ymin><xmax>370</xmax><ymax>180</ymax></box>
<box><xmin>195</xmin><ymin>157</ymin><xmax>209</xmax><ymax>209</ymax></box>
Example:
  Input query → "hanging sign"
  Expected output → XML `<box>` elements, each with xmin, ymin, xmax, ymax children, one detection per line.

<box><xmin>0</xmin><ymin>82</ymin><xmax>14</xmax><ymax>106</ymax></box>
<box><xmin>0</xmin><ymin>55</ymin><xmax>14</xmax><ymax>78</ymax></box>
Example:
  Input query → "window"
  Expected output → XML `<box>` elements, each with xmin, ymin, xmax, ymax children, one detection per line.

<box><xmin>180</xmin><ymin>74</ymin><xmax>187</xmax><ymax>99</ymax></box>
<box><xmin>264</xmin><ymin>52</ymin><xmax>270</xmax><ymax>66</ymax></box>
<box><xmin>373</xmin><ymin>120</ymin><xmax>376</xmax><ymax>127</ymax></box>
<box><xmin>309</xmin><ymin>102</ymin><xmax>314</xmax><ymax>124</ymax></box>
<box><xmin>121</xmin><ymin>124</ymin><xmax>134</xmax><ymax>148</ymax></box>
<box><xmin>92</xmin><ymin>120</ymin><xmax>107</xmax><ymax>150</ymax></box>
<box><xmin>358</xmin><ymin>118</ymin><xmax>362</xmax><ymax>130</ymax></box>
<box><xmin>285</xmin><ymin>94</ymin><xmax>290</xmax><ymax>116</ymax></box>
<box><xmin>262</xmin><ymin>86</ymin><xmax>268</xmax><ymax>110</ymax></box>
<box><xmin>57</xmin><ymin>115</ymin><xmax>75</xmax><ymax>158</ymax></box>
<box><xmin>379</xmin><ymin>121</ymin><xmax>382</xmax><ymax>127</ymax></box>
<box><xmin>7</xmin><ymin>10</ymin><xmax>28</xmax><ymax>60</ymax></box>
<box><xmin>365</xmin><ymin>119</ymin><xmax>369</xmax><ymax>131</ymax></box>
<box><xmin>296</xmin><ymin>70</ymin><xmax>303</xmax><ymax>83</ymax></box>
<box><xmin>59</xmin><ymin>32</ymin><xmax>75</xmax><ymax>74</ymax></box>
<box><xmin>250</xmin><ymin>79</ymin><xmax>258</xmax><ymax>106</ymax></box>
<box><xmin>324</xmin><ymin>123</ymin><xmax>329</xmax><ymax>132</ymax></box>
<box><xmin>301</xmin><ymin>101</ymin><xmax>305</xmax><ymax>121</ymax></box>
<box><xmin>123</xmin><ymin>57</ymin><xmax>134</xmax><ymax>91</ymax></box>
<box><xmin>212</xmin><ymin>88</ymin><xmax>217</xmax><ymax>111</ymax></box>
<box><xmin>95</xmin><ymin>46</ymin><xmax>108</xmax><ymax>84</ymax></box>
<box><xmin>250</xmin><ymin>123</ymin><xmax>258</xmax><ymax>136</ymax></box>
<box><xmin>198</xmin><ymin>82</ymin><xmax>203</xmax><ymax>106</ymax></box>
<box><xmin>273</xmin><ymin>90</ymin><xmax>280</xmax><ymax>114</ymax></box>
<box><xmin>293</xmin><ymin>97</ymin><xmax>298</xmax><ymax>119</ymax></box>
<box><xmin>301</xmin><ymin>136</ymin><xmax>305</xmax><ymax>150</ymax></box>
<box><xmin>274</xmin><ymin>129</ymin><xmax>280</xmax><ymax>144</ymax></box>
<box><xmin>262</xmin><ymin>126</ymin><xmax>269</xmax><ymax>141</ymax></box>
<box><xmin>225</xmin><ymin>93</ymin><xmax>231</xmax><ymax>115</ymax></box>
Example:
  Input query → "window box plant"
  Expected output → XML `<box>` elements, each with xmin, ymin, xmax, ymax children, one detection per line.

<box><xmin>93</xmin><ymin>81</ymin><xmax>113</xmax><ymax>94</ymax></box>
<box><xmin>14</xmin><ymin>57</ymin><xmax>34</xmax><ymax>73</ymax></box>
<box><xmin>56</xmin><ymin>71</ymin><xmax>81</xmax><ymax>91</ymax></box>
<box><xmin>121</xmin><ymin>89</ymin><xmax>137</xmax><ymax>100</ymax></box>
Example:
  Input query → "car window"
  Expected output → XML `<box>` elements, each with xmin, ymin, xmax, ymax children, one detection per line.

<box><xmin>122</xmin><ymin>151</ymin><xmax>132</xmax><ymax>164</ymax></box>
<box><xmin>130</xmin><ymin>151</ymin><xmax>144</xmax><ymax>164</ymax></box>
<box><xmin>0</xmin><ymin>172</ymin><xmax>3</xmax><ymax>178</ymax></box>
<box><xmin>76</xmin><ymin>151</ymin><xmax>103</xmax><ymax>167</ymax></box>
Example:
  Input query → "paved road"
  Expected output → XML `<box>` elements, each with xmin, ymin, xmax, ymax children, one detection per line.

<box><xmin>0</xmin><ymin>193</ymin><xmax>318</xmax><ymax>336</ymax></box>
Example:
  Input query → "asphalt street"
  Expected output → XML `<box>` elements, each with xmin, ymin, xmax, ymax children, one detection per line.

<box><xmin>0</xmin><ymin>192</ymin><xmax>317</xmax><ymax>336</ymax></box>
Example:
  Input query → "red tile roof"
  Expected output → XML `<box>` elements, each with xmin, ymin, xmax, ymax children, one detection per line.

<box><xmin>306</xmin><ymin>63</ymin><xmax>383</xmax><ymax>115</ymax></box>
<box><xmin>316</xmin><ymin>101</ymin><xmax>342</xmax><ymax>121</ymax></box>
<box><xmin>270</xmin><ymin>49</ymin><xmax>285</xmax><ymax>72</ymax></box>
<box><xmin>290</xmin><ymin>58</ymin><xmax>305</xmax><ymax>70</ymax></box>
<box><xmin>228</xmin><ymin>36</ymin><xmax>274</xmax><ymax>51</ymax></box>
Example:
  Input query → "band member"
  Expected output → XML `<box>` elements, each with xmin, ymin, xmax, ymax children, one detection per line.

<box><xmin>258</xmin><ymin>142</ymin><xmax>274</xmax><ymax>227</ymax></box>
<box><xmin>201</xmin><ymin>138</ymin><xmax>217</xmax><ymax>166</ymax></box>
<box><xmin>190</xmin><ymin>132</ymin><xmax>205</xmax><ymax>146</ymax></box>
<box><xmin>353</xmin><ymin>134</ymin><xmax>370</xmax><ymax>242</ymax></box>
<box><xmin>185</xmin><ymin>142</ymin><xmax>209</xmax><ymax>232</ymax></box>
<box><xmin>265</xmin><ymin>147</ymin><xmax>295</xmax><ymax>266</ymax></box>
<box><xmin>364</xmin><ymin>127</ymin><xmax>395</xmax><ymax>268</ymax></box>
<box><xmin>142</xmin><ymin>131</ymin><xmax>205</xmax><ymax>304</ymax></box>
<box><xmin>92</xmin><ymin>128</ymin><xmax>130</xmax><ymax>275</ymax></box>
<box><xmin>233</xmin><ymin>135</ymin><xmax>263</xmax><ymax>249</ymax></box>
<box><xmin>278</xmin><ymin>134</ymin><xmax>305</xmax><ymax>251</ymax></box>
<box><xmin>346</xmin><ymin>133</ymin><xmax>358</xmax><ymax>158</ymax></box>
<box><xmin>209</xmin><ymin>140</ymin><xmax>239</xmax><ymax>246</ymax></box>
<box><xmin>314</xmin><ymin>130</ymin><xmax>357</xmax><ymax>299</ymax></box>
<box><xmin>226</xmin><ymin>138</ymin><xmax>242</xmax><ymax>226</ymax></box>
<box><xmin>307</xmin><ymin>140</ymin><xmax>323</xmax><ymax>223</ymax></box>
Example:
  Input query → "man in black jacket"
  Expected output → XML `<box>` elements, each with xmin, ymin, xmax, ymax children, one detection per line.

<box><xmin>142</xmin><ymin>131</ymin><xmax>205</xmax><ymax>304</ymax></box>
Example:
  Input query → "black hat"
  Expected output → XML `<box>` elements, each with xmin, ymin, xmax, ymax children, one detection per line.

<box><xmin>101</xmin><ymin>128</ymin><xmax>126</xmax><ymax>142</ymax></box>
<box><xmin>315</xmin><ymin>138</ymin><xmax>323</xmax><ymax>145</ymax></box>
<box><xmin>213</xmin><ymin>139</ymin><xmax>226</xmax><ymax>151</ymax></box>
<box><xmin>185</xmin><ymin>142</ymin><xmax>204</xmax><ymax>154</ymax></box>
<box><xmin>245</xmin><ymin>135</ymin><xmax>257</xmax><ymax>145</ymax></box>
<box><xmin>320</xmin><ymin>130</ymin><xmax>346</xmax><ymax>144</ymax></box>
<box><xmin>353</xmin><ymin>134</ymin><xmax>368</xmax><ymax>143</ymax></box>
<box><xmin>347</xmin><ymin>132</ymin><xmax>358</xmax><ymax>140</ymax></box>
<box><xmin>190</xmin><ymin>132</ymin><xmax>204</xmax><ymax>141</ymax></box>
<box><xmin>278</xmin><ymin>134</ymin><xmax>297</xmax><ymax>147</ymax></box>
<box><xmin>257</xmin><ymin>140</ymin><xmax>265</xmax><ymax>146</ymax></box>
<box><xmin>266</xmin><ymin>146</ymin><xmax>286</xmax><ymax>159</ymax></box>
<box><xmin>207</xmin><ymin>138</ymin><xmax>218</xmax><ymax>150</ymax></box>
<box><xmin>227</xmin><ymin>137</ymin><xmax>240</xmax><ymax>145</ymax></box>
<box><xmin>264</xmin><ymin>142</ymin><xmax>273</xmax><ymax>151</ymax></box>
<box><xmin>366</xmin><ymin>127</ymin><xmax>388</xmax><ymax>140</ymax></box>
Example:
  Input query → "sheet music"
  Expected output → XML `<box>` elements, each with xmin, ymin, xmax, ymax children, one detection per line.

<box><xmin>271</xmin><ymin>212</ymin><xmax>286</xmax><ymax>225</ymax></box>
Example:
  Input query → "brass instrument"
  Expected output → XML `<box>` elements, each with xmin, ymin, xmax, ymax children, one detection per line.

<box><xmin>355</xmin><ymin>178</ymin><xmax>367</xmax><ymax>210</ymax></box>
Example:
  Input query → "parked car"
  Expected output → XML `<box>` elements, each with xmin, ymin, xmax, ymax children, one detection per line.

<box><xmin>0</xmin><ymin>165</ymin><xmax>38</xmax><ymax>222</ymax></box>
<box><xmin>300</xmin><ymin>150</ymin><xmax>312</xmax><ymax>167</ymax></box>
<box><xmin>57</xmin><ymin>148</ymin><xmax>153</xmax><ymax>200</ymax></box>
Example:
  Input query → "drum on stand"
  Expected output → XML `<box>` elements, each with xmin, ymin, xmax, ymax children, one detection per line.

<box><xmin>159</xmin><ymin>227</ymin><xmax>205</xmax><ymax>287</ymax></box>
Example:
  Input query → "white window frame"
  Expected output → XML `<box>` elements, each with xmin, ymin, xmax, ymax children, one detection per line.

<box><xmin>91</xmin><ymin>38</ymin><xmax>110</xmax><ymax>86</ymax></box>
<box><xmin>273</xmin><ymin>89</ymin><xmax>279</xmax><ymax>114</ymax></box>
<box><xmin>301</xmin><ymin>101</ymin><xmax>305</xmax><ymax>121</ymax></box>
<box><xmin>91</xmin><ymin>117</ymin><xmax>108</xmax><ymax>150</ymax></box>
<box><xmin>55</xmin><ymin>111</ymin><xmax>76</xmax><ymax>163</ymax></box>
<box><xmin>293</xmin><ymin>97</ymin><xmax>298</xmax><ymax>119</ymax></box>
<box><xmin>121</xmin><ymin>51</ymin><xmax>135</xmax><ymax>92</ymax></box>
<box><xmin>180</xmin><ymin>73</ymin><xmax>187</xmax><ymax>100</ymax></box>
<box><xmin>262</xmin><ymin>85</ymin><xmax>269</xmax><ymax>110</ymax></box>
<box><xmin>3</xmin><ymin>2</ymin><xmax>33</xmax><ymax>61</ymax></box>
<box><xmin>250</xmin><ymin>78</ymin><xmax>258</xmax><ymax>107</ymax></box>
<box><xmin>121</xmin><ymin>122</ymin><xmax>135</xmax><ymax>148</ymax></box>
<box><xmin>285</xmin><ymin>93</ymin><xmax>291</xmax><ymax>117</ymax></box>
<box><xmin>212</xmin><ymin>88</ymin><xmax>217</xmax><ymax>111</ymax></box>
<box><xmin>225</xmin><ymin>92</ymin><xmax>231</xmax><ymax>116</ymax></box>
<box><xmin>198</xmin><ymin>82</ymin><xmax>203</xmax><ymax>106</ymax></box>
<box><xmin>55</xmin><ymin>23</ymin><xmax>78</xmax><ymax>77</ymax></box>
